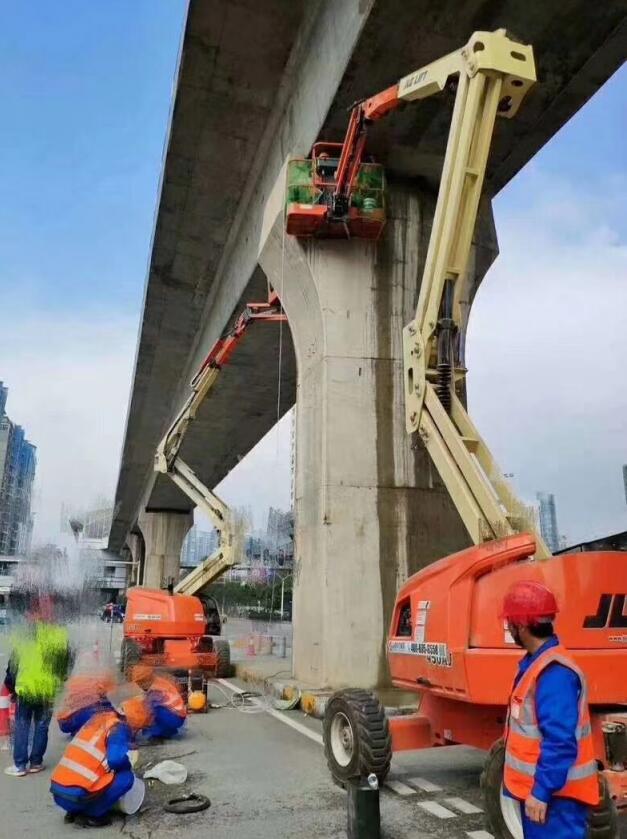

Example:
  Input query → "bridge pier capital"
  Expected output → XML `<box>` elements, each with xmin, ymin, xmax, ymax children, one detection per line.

<box><xmin>260</xmin><ymin>181</ymin><xmax>497</xmax><ymax>688</ymax></box>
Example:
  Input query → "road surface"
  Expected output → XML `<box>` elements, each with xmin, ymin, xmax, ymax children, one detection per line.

<box><xmin>0</xmin><ymin>624</ymin><xmax>624</xmax><ymax>838</ymax></box>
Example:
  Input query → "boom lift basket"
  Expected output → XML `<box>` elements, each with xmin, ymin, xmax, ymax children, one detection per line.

<box><xmin>285</xmin><ymin>143</ymin><xmax>385</xmax><ymax>240</ymax></box>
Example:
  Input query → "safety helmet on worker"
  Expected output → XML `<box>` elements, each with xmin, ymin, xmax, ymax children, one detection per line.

<box><xmin>118</xmin><ymin>696</ymin><xmax>152</xmax><ymax>732</ymax></box>
<box><xmin>131</xmin><ymin>664</ymin><xmax>154</xmax><ymax>689</ymax></box>
<box><xmin>501</xmin><ymin>580</ymin><xmax>558</xmax><ymax>626</ymax></box>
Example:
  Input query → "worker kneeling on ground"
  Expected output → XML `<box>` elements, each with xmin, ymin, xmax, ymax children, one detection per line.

<box><xmin>56</xmin><ymin>672</ymin><xmax>116</xmax><ymax>736</ymax></box>
<box><xmin>50</xmin><ymin>696</ymin><xmax>151</xmax><ymax>828</ymax></box>
<box><xmin>502</xmin><ymin>581</ymin><xmax>599</xmax><ymax>839</ymax></box>
<box><xmin>132</xmin><ymin>666</ymin><xmax>186</xmax><ymax>739</ymax></box>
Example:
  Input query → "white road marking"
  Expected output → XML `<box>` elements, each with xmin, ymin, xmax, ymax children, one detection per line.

<box><xmin>417</xmin><ymin>800</ymin><xmax>458</xmax><ymax>819</ymax></box>
<box><xmin>217</xmin><ymin>678</ymin><xmax>323</xmax><ymax>746</ymax></box>
<box><xmin>466</xmin><ymin>832</ymin><xmax>494</xmax><ymax>839</ymax></box>
<box><xmin>385</xmin><ymin>779</ymin><xmax>417</xmax><ymax>796</ymax></box>
<box><xmin>444</xmin><ymin>797</ymin><xmax>483</xmax><ymax>814</ymax></box>
<box><xmin>406</xmin><ymin>775</ymin><xmax>442</xmax><ymax>792</ymax></box>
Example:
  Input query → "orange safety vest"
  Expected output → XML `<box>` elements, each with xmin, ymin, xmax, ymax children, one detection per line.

<box><xmin>149</xmin><ymin>676</ymin><xmax>186</xmax><ymax>718</ymax></box>
<box><xmin>51</xmin><ymin>711</ymin><xmax>119</xmax><ymax>794</ymax></box>
<box><xmin>504</xmin><ymin>644</ymin><xmax>599</xmax><ymax>806</ymax></box>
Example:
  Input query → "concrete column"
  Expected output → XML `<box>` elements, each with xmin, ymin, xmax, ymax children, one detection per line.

<box><xmin>124</xmin><ymin>533</ymin><xmax>143</xmax><ymax>587</ymax></box>
<box><xmin>260</xmin><ymin>182</ymin><xmax>497</xmax><ymax>689</ymax></box>
<box><xmin>137</xmin><ymin>510</ymin><xmax>192</xmax><ymax>590</ymax></box>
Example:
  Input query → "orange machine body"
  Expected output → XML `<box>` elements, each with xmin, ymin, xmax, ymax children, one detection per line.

<box><xmin>124</xmin><ymin>587</ymin><xmax>220</xmax><ymax>672</ymax></box>
<box><xmin>386</xmin><ymin>535</ymin><xmax>627</xmax><ymax>807</ymax></box>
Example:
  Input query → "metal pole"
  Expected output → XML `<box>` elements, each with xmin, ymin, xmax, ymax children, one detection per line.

<box><xmin>280</xmin><ymin>577</ymin><xmax>285</xmax><ymax>620</ymax></box>
<box><xmin>347</xmin><ymin>776</ymin><xmax>380</xmax><ymax>839</ymax></box>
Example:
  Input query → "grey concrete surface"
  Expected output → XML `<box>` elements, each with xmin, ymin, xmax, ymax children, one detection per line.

<box><xmin>138</xmin><ymin>508</ymin><xmax>192</xmax><ymax>588</ymax></box>
<box><xmin>110</xmin><ymin>0</ymin><xmax>627</xmax><ymax>554</ymax></box>
<box><xmin>259</xmin><ymin>182</ymin><xmax>497</xmax><ymax>688</ymax></box>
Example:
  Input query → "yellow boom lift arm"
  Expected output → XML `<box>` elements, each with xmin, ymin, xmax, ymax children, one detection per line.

<box><xmin>288</xmin><ymin>29</ymin><xmax>550</xmax><ymax>557</ymax></box>
<box><xmin>154</xmin><ymin>294</ymin><xmax>286</xmax><ymax>594</ymax></box>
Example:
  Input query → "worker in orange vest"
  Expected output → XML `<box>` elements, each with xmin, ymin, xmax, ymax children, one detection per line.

<box><xmin>50</xmin><ymin>696</ymin><xmax>152</xmax><ymax>827</ymax></box>
<box><xmin>501</xmin><ymin>580</ymin><xmax>599</xmax><ymax>838</ymax></box>
<box><xmin>132</xmin><ymin>666</ymin><xmax>187</xmax><ymax>739</ymax></box>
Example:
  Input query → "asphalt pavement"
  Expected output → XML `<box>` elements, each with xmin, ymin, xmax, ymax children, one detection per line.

<box><xmin>0</xmin><ymin>623</ymin><xmax>625</xmax><ymax>838</ymax></box>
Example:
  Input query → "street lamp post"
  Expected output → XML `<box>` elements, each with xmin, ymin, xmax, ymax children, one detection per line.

<box><xmin>280</xmin><ymin>573</ymin><xmax>292</xmax><ymax>621</ymax></box>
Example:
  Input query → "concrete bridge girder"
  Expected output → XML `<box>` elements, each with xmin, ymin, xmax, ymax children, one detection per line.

<box><xmin>259</xmin><ymin>182</ymin><xmax>498</xmax><ymax>688</ymax></box>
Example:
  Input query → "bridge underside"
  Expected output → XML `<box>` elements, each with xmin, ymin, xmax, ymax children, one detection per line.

<box><xmin>110</xmin><ymin>0</ymin><xmax>626</xmax><ymax>567</ymax></box>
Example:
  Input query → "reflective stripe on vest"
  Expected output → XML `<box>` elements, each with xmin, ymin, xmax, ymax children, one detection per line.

<box><xmin>72</xmin><ymin>736</ymin><xmax>107</xmax><ymax>762</ymax></box>
<box><xmin>504</xmin><ymin>645</ymin><xmax>599</xmax><ymax>806</ymax></box>
<box><xmin>150</xmin><ymin>677</ymin><xmax>186</xmax><ymax>717</ymax></box>
<box><xmin>58</xmin><ymin>757</ymin><xmax>100</xmax><ymax>784</ymax></box>
<box><xmin>51</xmin><ymin>711</ymin><xmax>118</xmax><ymax>794</ymax></box>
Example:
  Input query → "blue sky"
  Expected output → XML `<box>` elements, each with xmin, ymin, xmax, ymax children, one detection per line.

<box><xmin>0</xmin><ymin>0</ymin><xmax>187</xmax><ymax>316</ymax></box>
<box><xmin>0</xmin><ymin>3</ymin><xmax>625</xmax><ymax>544</ymax></box>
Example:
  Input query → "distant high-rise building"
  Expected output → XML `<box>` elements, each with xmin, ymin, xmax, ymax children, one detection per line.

<box><xmin>265</xmin><ymin>507</ymin><xmax>294</xmax><ymax>567</ymax></box>
<box><xmin>537</xmin><ymin>492</ymin><xmax>559</xmax><ymax>553</ymax></box>
<box><xmin>0</xmin><ymin>384</ymin><xmax>36</xmax><ymax>556</ymax></box>
<box><xmin>180</xmin><ymin>525</ymin><xmax>217</xmax><ymax>568</ymax></box>
<box><xmin>623</xmin><ymin>465</ymin><xmax>627</xmax><ymax>505</ymax></box>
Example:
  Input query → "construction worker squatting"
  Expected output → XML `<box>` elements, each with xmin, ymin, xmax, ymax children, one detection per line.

<box><xmin>132</xmin><ymin>666</ymin><xmax>186</xmax><ymax>739</ymax></box>
<box><xmin>50</xmin><ymin>696</ymin><xmax>151</xmax><ymax>827</ymax></box>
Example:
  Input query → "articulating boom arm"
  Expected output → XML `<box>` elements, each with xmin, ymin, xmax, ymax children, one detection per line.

<box><xmin>397</xmin><ymin>30</ymin><xmax>550</xmax><ymax>556</ymax></box>
<box><xmin>154</xmin><ymin>292</ymin><xmax>286</xmax><ymax>593</ymax></box>
<box><xmin>332</xmin><ymin>30</ymin><xmax>549</xmax><ymax>556</ymax></box>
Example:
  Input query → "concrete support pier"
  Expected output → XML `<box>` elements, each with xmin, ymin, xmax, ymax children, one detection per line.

<box><xmin>138</xmin><ymin>510</ymin><xmax>192</xmax><ymax>589</ymax></box>
<box><xmin>261</xmin><ymin>183</ymin><xmax>497</xmax><ymax>688</ymax></box>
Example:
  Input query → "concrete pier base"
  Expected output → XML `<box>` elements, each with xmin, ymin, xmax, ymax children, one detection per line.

<box><xmin>138</xmin><ymin>510</ymin><xmax>192</xmax><ymax>589</ymax></box>
<box><xmin>261</xmin><ymin>183</ymin><xmax>497</xmax><ymax>688</ymax></box>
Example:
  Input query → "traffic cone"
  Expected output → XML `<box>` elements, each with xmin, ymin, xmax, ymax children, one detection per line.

<box><xmin>0</xmin><ymin>684</ymin><xmax>12</xmax><ymax>751</ymax></box>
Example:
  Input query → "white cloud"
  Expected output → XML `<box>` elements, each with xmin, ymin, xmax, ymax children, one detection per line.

<box><xmin>467</xmin><ymin>169</ymin><xmax>627</xmax><ymax>544</ymax></box>
<box><xmin>0</xmin><ymin>305</ymin><xmax>137</xmax><ymax>542</ymax></box>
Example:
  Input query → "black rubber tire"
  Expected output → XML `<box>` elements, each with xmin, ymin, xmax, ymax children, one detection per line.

<box><xmin>481</xmin><ymin>740</ymin><xmax>515</xmax><ymax>839</ymax></box>
<box><xmin>323</xmin><ymin>689</ymin><xmax>391</xmax><ymax>787</ymax></box>
<box><xmin>588</xmin><ymin>775</ymin><xmax>619</xmax><ymax>839</ymax></box>
<box><xmin>164</xmin><ymin>793</ymin><xmax>211</xmax><ymax>814</ymax></box>
<box><xmin>120</xmin><ymin>638</ymin><xmax>141</xmax><ymax>678</ymax></box>
<box><xmin>214</xmin><ymin>639</ymin><xmax>231</xmax><ymax>677</ymax></box>
<box><xmin>481</xmin><ymin>740</ymin><xmax>619</xmax><ymax>839</ymax></box>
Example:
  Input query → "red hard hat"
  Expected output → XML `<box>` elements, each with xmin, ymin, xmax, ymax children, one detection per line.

<box><xmin>501</xmin><ymin>580</ymin><xmax>558</xmax><ymax>625</ymax></box>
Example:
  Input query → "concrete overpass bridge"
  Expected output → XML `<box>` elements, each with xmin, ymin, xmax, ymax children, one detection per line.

<box><xmin>110</xmin><ymin>0</ymin><xmax>626</xmax><ymax>687</ymax></box>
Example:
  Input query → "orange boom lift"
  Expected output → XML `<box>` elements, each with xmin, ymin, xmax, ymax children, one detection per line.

<box><xmin>122</xmin><ymin>292</ymin><xmax>286</xmax><ymax>681</ymax></box>
<box><xmin>284</xmin><ymin>30</ymin><xmax>626</xmax><ymax>837</ymax></box>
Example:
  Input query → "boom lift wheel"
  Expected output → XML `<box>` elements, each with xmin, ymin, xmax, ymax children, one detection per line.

<box><xmin>323</xmin><ymin>689</ymin><xmax>391</xmax><ymax>788</ymax></box>
<box><xmin>214</xmin><ymin>639</ymin><xmax>231</xmax><ymax>678</ymax></box>
<box><xmin>589</xmin><ymin>775</ymin><xmax>618</xmax><ymax>839</ymax></box>
<box><xmin>481</xmin><ymin>740</ymin><xmax>619</xmax><ymax>839</ymax></box>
